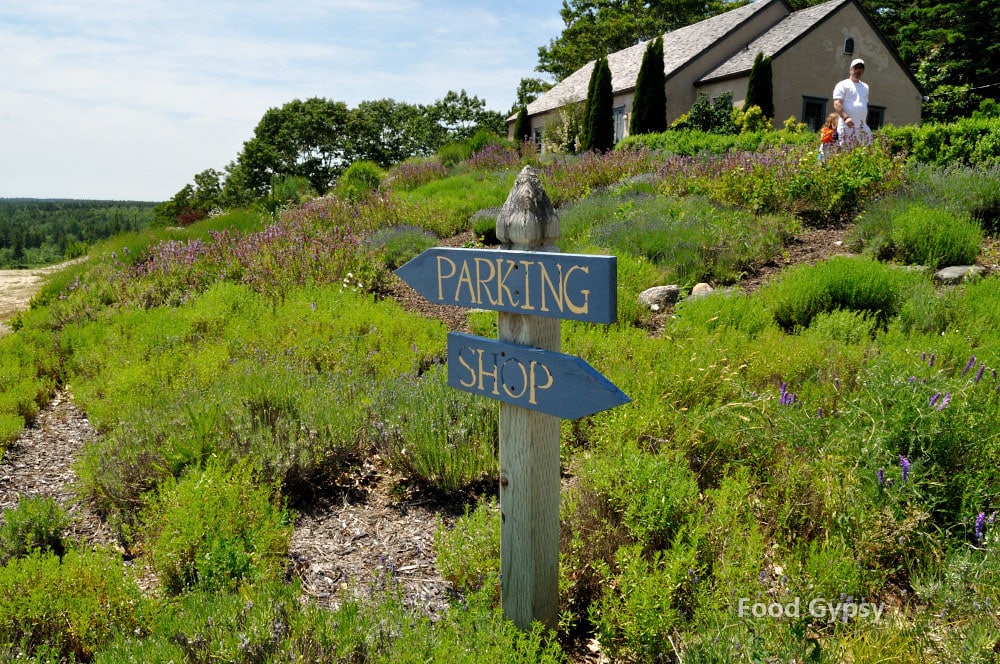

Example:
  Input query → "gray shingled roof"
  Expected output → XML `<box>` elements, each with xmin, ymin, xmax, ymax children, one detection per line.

<box><xmin>699</xmin><ymin>0</ymin><xmax>847</xmax><ymax>82</ymax></box>
<box><xmin>525</xmin><ymin>0</ymin><xmax>783</xmax><ymax>117</ymax></box>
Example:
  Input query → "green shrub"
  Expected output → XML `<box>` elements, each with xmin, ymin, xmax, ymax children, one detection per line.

<box><xmin>0</xmin><ymin>412</ymin><xmax>23</xmax><ymax>446</ymax></box>
<box><xmin>385</xmin><ymin>158</ymin><xmax>450</xmax><ymax>190</ymax></box>
<box><xmin>471</xmin><ymin>214</ymin><xmax>498</xmax><ymax>244</ymax></box>
<box><xmin>338</xmin><ymin>160</ymin><xmax>384</xmax><ymax>201</ymax></box>
<box><xmin>434</xmin><ymin>497</ymin><xmax>501</xmax><ymax>598</ymax></box>
<box><xmin>890</xmin><ymin>203</ymin><xmax>982</xmax><ymax>268</ymax></box>
<box><xmin>909</xmin><ymin>163</ymin><xmax>1000</xmax><ymax>234</ymax></box>
<box><xmin>0</xmin><ymin>496</ymin><xmax>68</xmax><ymax>564</ymax></box>
<box><xmin>437</xmin><ymin>142</ymin><xmax>470</xmax><ymax>167</ymax></box>
<box><xmin>96</xmin><ymin>581</ymin><xmax>564</xmax><ymax>663</ymax></box>
<box><xmin>0</xmin><ymin>549</ymin><xmax>141</xmax><ymax>661</ymax></box>
<box><xmin>366</xmin><ymin>225</ymin><xmax>438</xmax><ymax>269</ymax></box>
<box><xmin>588</xmin><ymin>195</ymin><xmax>796</xmax><ymax>286</ymax></box>
<box><xmin>371</xmin><ymin>366</ymin><xmax>497</xmax><ymax>492</ymax></box>
<box><xmin>672</xmin><ymin>289</ymin><xmax>775</xmax><ymax>337</ymax></box>
<box><xmin>142</xmin><ymin>462</ymin><xmax>292</xmax><ymax>594</ymax></box>
<box><xmin>762</xmin><ymin>256</ymin><xmax>919</xmax><ymax>331</ymax></box>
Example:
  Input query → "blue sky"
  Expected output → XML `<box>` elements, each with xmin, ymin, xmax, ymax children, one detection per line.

<box><xmin>0</xmin><ymin>1</ymin><xmax>564</xmax><ymax>201</ymax></box>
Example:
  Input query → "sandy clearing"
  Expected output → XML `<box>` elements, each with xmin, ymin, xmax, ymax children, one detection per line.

<box><xmin>0</xmin><ymin>258</ymin><xmax>86</xmax><ymax>337</ymax></box>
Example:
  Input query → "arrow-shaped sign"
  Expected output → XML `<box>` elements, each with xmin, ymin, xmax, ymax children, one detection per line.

<box><xmin>395</xmin><ymin>247</ymin><xmax>617</xmax><ymax>324</ymax></box>
<box><xmin>447</xmin><ymin>332</ymin><xmax>630</xmax><ymax>420</ymax></box>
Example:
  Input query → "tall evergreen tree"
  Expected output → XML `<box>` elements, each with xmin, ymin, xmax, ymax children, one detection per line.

<box><xmin>743</xmin><ymin>52</ymin><xmax>774</xmax><ymax>119</ymax></box>
<box><xmin>630</xmin><ymin>37</ymin><xmax>667</xmax><ymax>134</ymax></box>
<box><xmin>513</xmin><ymin>107</ymin><xmax>531</xmax><ymax>142</ymax></box>
<box><xmin>581</xmin><ymin>57</ymin><xmax>615</xmax><ymax>151</ymax></box>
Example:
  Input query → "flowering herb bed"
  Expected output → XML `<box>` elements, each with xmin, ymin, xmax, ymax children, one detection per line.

<box><xmin>0</xmin><ymin>138</ymin><xmax>998</xmax><ymax>661</ymax></box>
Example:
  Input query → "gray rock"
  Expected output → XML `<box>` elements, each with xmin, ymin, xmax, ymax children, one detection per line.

<box><xmin>934</xmin><ymin>265</ymin><xmax>985</xmax><ymax>285</ymax></box>
<box><xmin>638</xmin><ymin>285</ymin><xmax>680</xmax><ymax>311</ymax></box>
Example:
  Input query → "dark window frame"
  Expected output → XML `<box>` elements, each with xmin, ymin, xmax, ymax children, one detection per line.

<box><xmin>802</xmin><ymin>96</ymin><xmax>827</xmax><ymax>132</ymax></box>
<box><xmin>844</xmin><ymin>37</ymin><xmax>855</xmax><ymax>55</ymax></box>
<box><xmin>867</xmin><ymin>105</ymin><xmax>885</xmax><ymax>130</ymax></box>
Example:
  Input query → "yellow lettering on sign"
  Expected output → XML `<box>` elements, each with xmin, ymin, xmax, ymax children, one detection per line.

<box><xmin>564</xmin><ymin>264</ymin><xmax>590</xmax><ymax>315</ymax></box>
<box><xmin>502</xmin><ymin>357</ymin><xmax>528</xmax><ymax>400</ymax></box>
<box><xmin>436</xmin><ymin>256</ymin><xmax>457</xmax><ymax>301</ymax></box>
<box><xmin>529</xmin><ymin>360</ymin><xmax>554</xmax><ymax>404</ymax></box>
<box><xmin>538</xmin><ymin>262</ymin><xmax>562</xmax><ymax>313</ymax></box>
<box><xmin>455</xmin><ymin>260</ymin><xmax>476</xmax><ymax>304</ymax></box>
<box><xmin>437</xmin><ymin>253</ymin><xmax>594</xmax><ymax>316</ymax></box>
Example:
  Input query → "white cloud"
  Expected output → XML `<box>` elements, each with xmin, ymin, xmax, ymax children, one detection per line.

<box><xmin>0</xmin><ymin>0</ymin><xmax>564</xmax><ymax>200</ymax></box>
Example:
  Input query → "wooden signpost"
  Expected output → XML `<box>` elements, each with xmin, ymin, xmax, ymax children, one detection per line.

<box><xmin>395</xmin><ymin>166</ymin><xmax>629</xmax><ymax>630</ymax></box>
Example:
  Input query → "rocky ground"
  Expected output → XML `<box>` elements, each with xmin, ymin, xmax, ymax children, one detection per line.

<box><xmin>0</xmin><ymin>221</ymin><xmax>858</xmax><ymax>657</ymax></box>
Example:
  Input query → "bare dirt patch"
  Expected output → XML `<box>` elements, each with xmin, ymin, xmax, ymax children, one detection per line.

<box><xmin>0</xmin><ymin>258</ymin><xmax>84</xmax><ymax>336</ymax></box>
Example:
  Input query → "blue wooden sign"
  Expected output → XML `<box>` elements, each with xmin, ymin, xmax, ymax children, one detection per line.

<box><xmin>395</xmin><ymin>247</ymin><xmax>617</xmax><ymax>324</ymax></box>
<box><xmin>447</xmin><ymin>332</ymin><xmax>630</xmax><ymax>420</ymax></box>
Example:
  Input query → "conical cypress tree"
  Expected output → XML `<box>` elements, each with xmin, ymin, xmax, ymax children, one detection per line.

<box><xmin>580</xmin><ymin>59</ymin><xmax>600</xmax><ymax>151</ymax></box>
<box><xmin>582</xmin><ymin>57</ymin><xmax>614</xmax><ymax>151</ymax></box>
<box><xmin>743</xmin><ymin>52</ymin><xmax>774</xmax><ymax>119</ymax></box>
<box><xmin>513</xmin><ymin>106</ymin><xmax>530</xmax><ymax>142</ymax></box>
<box><xmin>630</xmin><ymin>37</ymin><xmax>666</xmax><ymax>135</ymax></box>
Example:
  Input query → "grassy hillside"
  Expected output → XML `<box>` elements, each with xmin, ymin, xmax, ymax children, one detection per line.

<box><xmin>0</xmin><ymin>133</ymin><xmax>998</xmax><ymax>662</ymax></box>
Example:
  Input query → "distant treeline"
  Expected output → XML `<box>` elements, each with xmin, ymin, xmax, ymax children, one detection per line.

<box><xmin>0</xmin><ymin>198</ymin><xmax>158</xmax><ymax>268</ymax></box>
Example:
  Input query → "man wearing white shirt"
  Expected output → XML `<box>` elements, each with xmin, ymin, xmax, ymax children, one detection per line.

<box><xmin>833</xmin><ymin>58</ymin><xmax>872</xmax><ymax>145</ymax></box>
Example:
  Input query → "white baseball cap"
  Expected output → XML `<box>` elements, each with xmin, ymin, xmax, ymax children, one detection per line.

<box><xmin>850</xmin><ymin>58</ymin><xmax>865</xmax><ymax>69</ymax></box>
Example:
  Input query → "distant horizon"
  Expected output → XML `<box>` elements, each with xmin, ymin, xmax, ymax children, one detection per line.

<box><xmin>0</xmin><ymin>1</ymin><xmax>563</xmax><ymax>201</ymax></box>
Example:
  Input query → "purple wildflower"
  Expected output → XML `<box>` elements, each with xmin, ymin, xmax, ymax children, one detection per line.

<box><xmin>877</xmin><ymin>468</ymin><xmax>885</xmax><ymax>486</ymax></box>
<box><xmin>900</xmin><ymin>456</ymin><xmax>911</xmax><ymax>482</ymax></box>
<box><xmin>974</xmin><ymin>363</ymin><xmax>985</xmax><ymax>383</ymax></box>
<box><xmin>975</xmin><ymin>512</ymin><xmax>986</xmax><ymax>544</ymax></box>
<box><xmin>929</xmin><ymin>353</ymin><xmax>936</xmax><ymax>368</ymax></box>
<box><xmin>963</xmin><ymin>355</ymin><xmax>977</xmax><ymax>377</ymax></box>
<box><xmin>929</xmin><ymin>392</ymin><xmax>941</xmax><ymax>407</ymax></box>
<box><xmin>778</xmin><ymin>382</ymin><xmax>799</xmax><ymax>406</ymax></box>
<box><xmin>908</xmin><ymin>376</ymin><xmax>917</xmax><ymax>384</ymax></box>
<box><xmin>937</xmin><ymin>392</ymin><xmax>951</xmax><ymax>410</ymax></box>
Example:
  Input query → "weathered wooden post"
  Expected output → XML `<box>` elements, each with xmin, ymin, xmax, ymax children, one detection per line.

<box><xmin>394</xmin><ymin>165</ymin><xmax>628</xmax><ymax>631</ymax></box>
<box><xmin>494</xmin><ymin>166</ymin><xmax>561</xmax><ymax>629</ymax></box>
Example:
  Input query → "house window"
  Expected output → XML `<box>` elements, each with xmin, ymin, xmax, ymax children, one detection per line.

<box><xmin>844</xmin><ymin>38</ymin><xmax>855</xmax><ymax>55</ymax></box>
<box><xmin>613</xmin><ymin>105</ymin><xmax>627</xmax><ymax>143</ymax></box>
<box><xmin>533</xmin><ymin>127</ymin><xmax>543</xmax><ymax>146</ymax></box>
<box><xmin>867</xmin><ymin>105</ymin><xmax>885</xmax><ymax>130</ymax></box>
<box><xmin>802</xmin><ymin>96</ymin><xmax>827</xmax><ymax>132</ymax></box>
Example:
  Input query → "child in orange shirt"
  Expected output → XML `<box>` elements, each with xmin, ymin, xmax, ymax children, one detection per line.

<box><xmin>819</xmin><ymin>113</ymin><xmax>839</xmax><ymax>160</ymax></box>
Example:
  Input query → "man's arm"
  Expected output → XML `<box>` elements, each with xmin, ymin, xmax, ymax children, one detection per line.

<box><xmin>832</xmin><ymin>97</ymin><xmax>854</xmax><ymax>128</ymax></box>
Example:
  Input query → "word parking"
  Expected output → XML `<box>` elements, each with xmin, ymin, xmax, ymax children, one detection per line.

<box><xmin>396</xmin><ymin>247</ymin><xmax>617</xmax><ymax>324</ymax></box>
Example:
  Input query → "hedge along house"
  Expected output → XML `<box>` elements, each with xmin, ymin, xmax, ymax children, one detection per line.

<box><xmin>509</xmin><ymin>0</ymin><xmax>922</xmax><ymax>147</ymax></box>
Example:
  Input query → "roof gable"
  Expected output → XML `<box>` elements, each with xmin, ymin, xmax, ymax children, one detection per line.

<box><xmin>525</xmin><ymin>0</ymin><xmax>788</xmax><ymax>117</ymax></box>
<box><xmin>699</xmin><ymin>0</ymin><xmax>848</xmax><ymax>82</ymax></box>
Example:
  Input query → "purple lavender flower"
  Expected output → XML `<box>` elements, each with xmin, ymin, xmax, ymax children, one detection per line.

<box><xmin>975</xmin><ymin>512</ymin><xmax>986</xmax><ymax>544</ymax></box>
<box><xmin>963</xmin><ymin>355</ymin><xmax>976</xmax><ymax>377</ymax></box>
<box><xmin>908</xmin><ymin>376</ymin><xmax>917</xmax><ymax>384</ymax></box>
<box><xmin>900</xmin><ymin>456</ymin><xmax>911</xmax><ymax>482</ymax></box>
<box><xmin>779</xmin><ymin>382</ymin><xmax>798</xmax><ymax>406</ymax></box>
<box><xmin>877</xmin><ymin>468</ymin><xmax>885</xmax><ymax>486</ymax></box>
<box><xmin>937</xmin><ymin>392</ymin><xmax>951</xmax><ymax>410</ymax></box>
<box><xmin>974</xmin><ymin>363</ymin><xmax>985</xmax><ymax>384</ymax></box>
<box><xmin>928</xmin><ymin>353</ymin><xmax>936</xmax><ymax>368</ymax></box>
<box><xmin>929</xmin><ymin>392</ymin><xmax>941</xmax><ymax>407</ymax></box>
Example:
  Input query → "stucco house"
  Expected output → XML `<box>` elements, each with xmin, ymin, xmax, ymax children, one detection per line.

<box><xmin>510</xmin><ymin>0</ymin><xmax>922</xmax><ymax>145</ymax></box>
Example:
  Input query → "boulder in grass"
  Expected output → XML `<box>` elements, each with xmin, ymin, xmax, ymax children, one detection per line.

<box><xmin>638</xmin><ymin>285</ymin><xmax>680</xmax><ymax>311</ymax></box>
<box><xmin>934</xmin><ymin>265</ymin><xmax>985</xmax><ymax>285</ymax></box>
